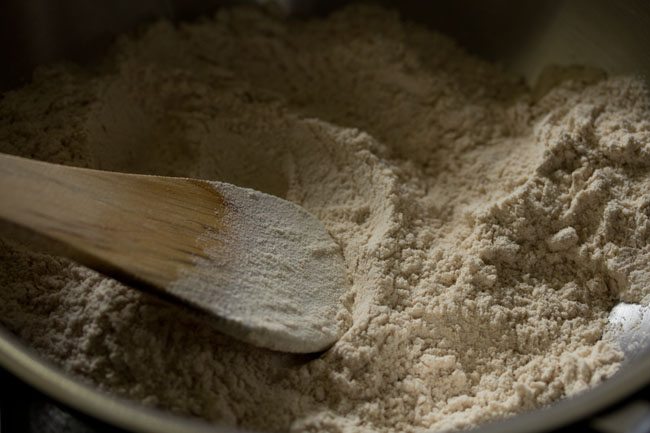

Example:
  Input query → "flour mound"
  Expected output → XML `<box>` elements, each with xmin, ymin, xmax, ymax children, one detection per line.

<box><xmin>2</xmin><ymin>5</ymin><xmax>650</xmax><ymax>433</ymax></box>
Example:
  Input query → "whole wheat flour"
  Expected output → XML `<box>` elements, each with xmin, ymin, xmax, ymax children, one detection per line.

<box><xmin>1</xmin><ymin>5</ymin><xmax>650</xmax><ymax>433</ymax></box>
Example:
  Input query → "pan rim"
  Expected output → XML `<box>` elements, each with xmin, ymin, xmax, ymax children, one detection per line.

<box><xmin>2</xmin><ymin>325</ymin><xmax>650</xmax><ymax>433</ymax></box>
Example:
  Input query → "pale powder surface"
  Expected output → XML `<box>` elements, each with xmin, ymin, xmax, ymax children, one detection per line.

<box><xmin>2</xmin><ymin>5</ymin><xmax>650</xmax><ymax>433</ymax></box>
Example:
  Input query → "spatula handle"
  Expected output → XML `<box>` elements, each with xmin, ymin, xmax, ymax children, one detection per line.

<box><xmin>0</xmin><ymin>154</ymin><xmax>106</xmax><ymax>250</ymax></box>
<box><xmin>0</xmin><ymin>152</ymin><xmax>224</xmax><ymax>290</ymax></box>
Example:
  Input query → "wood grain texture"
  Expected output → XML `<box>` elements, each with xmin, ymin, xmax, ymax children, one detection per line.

<box><xmin>0</xmin><ymin>153</ymin><xmax>227</xmax><ymax>291</ymax></box>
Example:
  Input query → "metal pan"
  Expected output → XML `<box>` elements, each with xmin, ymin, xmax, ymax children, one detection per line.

<box><xmin>1</xmin><ymin>1</ymin><xmax>650</xmax><ymax>432</ymax></box>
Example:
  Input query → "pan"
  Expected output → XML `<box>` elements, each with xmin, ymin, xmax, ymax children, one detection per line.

<box><xmin>1</xmin><ymin>1</ymin><xmax>650</xmax><ymax>432</ymax></box>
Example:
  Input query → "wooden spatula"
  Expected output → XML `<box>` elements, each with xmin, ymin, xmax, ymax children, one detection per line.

<box><xmin>0</xmin><ymin>153</ymin><xmax>347</xmax><ymax>353</ymax></box>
